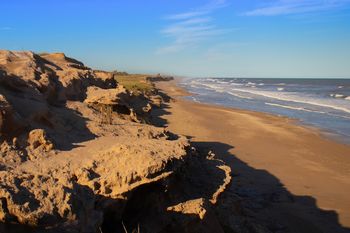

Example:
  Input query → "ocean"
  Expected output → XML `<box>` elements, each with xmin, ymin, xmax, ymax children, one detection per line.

<box><xmin>180</xmin><ymin>78</ymin><xmax>350</xmax><ymax>143</ymax></box>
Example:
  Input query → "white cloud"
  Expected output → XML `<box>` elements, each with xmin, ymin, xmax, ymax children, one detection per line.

<box><xmin>157</xmin><ymin>0</ymin><xmax>229</xmax><ymax>54</ymax></box>
<box><xmin>245</xmin><ymin>0</ymin><xmax>350</xmax><ymax>16</ymax></box>
<box><xmin>166</xmin><ymin>0</ymin><xmax>228</xmax><ymax>20</ymax></box>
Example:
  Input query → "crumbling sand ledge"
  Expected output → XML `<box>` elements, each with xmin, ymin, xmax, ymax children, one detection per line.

<box><xmin>0</xmin><ymin>51</ymin><xmax>233</xmax><ymax>233</ymax></box>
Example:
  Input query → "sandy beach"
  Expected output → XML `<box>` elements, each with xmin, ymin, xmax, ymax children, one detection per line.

<box><xmin>2</xmin><ymin>1</ymin><xmax>350</xmax><ymax>232</ymax></box>
<box><xmin>154</xmin><ymin>80</ymin><xmax>350</xmax><ymax>233</ymax></box>
<box><xmin>1</xmin><ymin>50</ymin><xmax>350</xmax><ymax>233</ymax></box>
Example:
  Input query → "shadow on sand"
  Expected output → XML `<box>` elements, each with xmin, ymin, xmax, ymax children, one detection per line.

<box><xmin>1</xmin><ymin>83</ymin><xmax>349</xmax><ymax>233</ymax></box>
<box><xmin>191</xmin><ymin>141</ymin><xmax>350</xmax><ymax>233</ymax></box>
<box><xmin>149</xmin><ymin>89</ymin><xmax>174</xmax><ymax>128</ymax></box>
<box><xmin>0</xmin><ymin>72</ymin><xmax>96</xmax><ymax>151</ymax></box>
<box><xmin>151</xmin><ymin>86</ymin><xmax>350</xmax><ymax>233</ymax></box>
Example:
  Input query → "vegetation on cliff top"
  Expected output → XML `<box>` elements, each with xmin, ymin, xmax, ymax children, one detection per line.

<box><xmin>114</xmin><ymin>73</ymin><xmax>155</xmax><ymax>95</ymax></box>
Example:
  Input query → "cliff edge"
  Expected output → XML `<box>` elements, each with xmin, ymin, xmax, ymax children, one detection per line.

<box><xmin>0</xmin><ymin>51</ymin><xmax>232</xmax><ymax>233</ymax></box>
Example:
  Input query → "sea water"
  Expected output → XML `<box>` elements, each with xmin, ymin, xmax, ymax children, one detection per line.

<box><xmin>180</xmin><ymin>78</ymin><xmax>350</xmax><ymax>144</ymax></box>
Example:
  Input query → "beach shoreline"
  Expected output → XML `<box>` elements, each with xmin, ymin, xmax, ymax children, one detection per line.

<box><xmin>169</xmin><ymin>78</ymin><xmax>348</xmax><ymax>145</ymax></box>
<box><xmin>178</xmin><ymin>77</ymin><xmax>350</xmax><ymax>145</ymax></box>
<box><xmin>154</xmin><ymin>79</ymin><xmax>350</xmax><ymax>231</ymax></box>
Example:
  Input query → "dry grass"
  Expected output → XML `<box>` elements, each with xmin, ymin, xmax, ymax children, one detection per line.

<box><xmin>115</xmin><ymin>74</ymin><xmax>154</xmax><ymax>95</ymax></box>
<box><xmin>98</xmin><ymin>223</ymin><xmax>140</xmax><ymax>233</ymax></box>
<box><xmin>122</xmin><ymin>222</ymin><xmax>140</xmax><ymax>233</ymax></box>
<box><xmin>38</xmin><ymin>52</ymin><xmax>50</xmax><ymax>56</ymax></box>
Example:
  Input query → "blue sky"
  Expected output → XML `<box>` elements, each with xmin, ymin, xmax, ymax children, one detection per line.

<box><xmin>1</xmin><ymin>0</ymin><xmax>350</xmax><ymax>78</ymax></box>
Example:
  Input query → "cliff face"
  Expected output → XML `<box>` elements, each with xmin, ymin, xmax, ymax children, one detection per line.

<box><xmin>0</xmin><ymin>51</ymin><xmax>233</xmax><ymax>233</ymax></box>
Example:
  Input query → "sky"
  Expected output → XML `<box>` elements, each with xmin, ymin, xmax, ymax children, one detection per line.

<box><xmin>1</xmin><ymin>0</ymin><xmax>350</xmax><ymax>78</ymax></box>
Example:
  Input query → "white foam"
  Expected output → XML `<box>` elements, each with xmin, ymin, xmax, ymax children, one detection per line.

<box><xmin>205</xmin><ymin>78</ymin><xmax>217</xmax><ymax>82</ymax></box>
<box><xmin>227</xmin><ymin>91</ymin><xmax>253</xmax><ymax>100</ymax></box>
<box><xmin>330</xmin><ymin>93</ymin><xmax>346</xmax><ymax>98</ymax></box>
<box><xmin>191</xmin><ymin>97</ymin><xmax>200</xmax><ymax>103</ymax></box>
<box><xmin>277</xmin><ymin>87</ymin><xmax>284</xmax><ymax>91</ymax></box>
<box><xmin>190</xmin><ymin>80</ymin><xmax>350</xmax><ymax>114</ymax></box>
<box><xmin>266</xmin><ymin>103</ymin><xmax>350</xmax><ymax>119</ymax></box>
<box><xmin>197</xmin><ymin>83</ymin><xmax>224</xmax><ymax>92</ymax></box>
<box><xmin>228</xmin><ymin>88</ymin><xmax>350</xmax><ymax>114</ymax></box>
<box><xmin>229</xmin><ymin>82</ymin><xmax>244</xmax><ymax>86</ymax></box>
<box><xmin>265</xmin><ymin>103</ymin><xmax>325</xmax><ymax>114</ymax></box>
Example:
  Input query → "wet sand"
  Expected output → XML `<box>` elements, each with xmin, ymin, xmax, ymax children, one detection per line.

<box><xmin>155</xmin><ymin>80</ymin><xmax>350</xmax><ymax>232</ymax></box>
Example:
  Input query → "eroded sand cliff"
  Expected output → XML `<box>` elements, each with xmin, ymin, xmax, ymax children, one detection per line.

<box><xmin>0</xmin><ymin>51</ymin><xmax>233</xmax><ymax>233</ymax></box>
